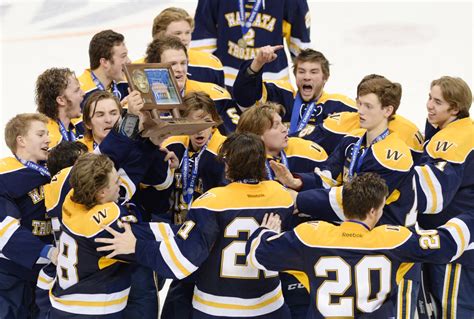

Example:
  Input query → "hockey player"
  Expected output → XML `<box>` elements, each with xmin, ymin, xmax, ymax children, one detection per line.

<box><xmin>0</xmin><ymin>113</ymin><xmax>57</xmax><ymax>319</ymax></box>
<box><xmin>78</xmin><ymin>30</ymin><xmax>131</xmax><ymax>108</ymax></box>
<box><xmin>233</xmin><ymin>46</ymin><xmax>356</xmax><ymax>136</ymax></box>
<box><xmin>96</xmin><ymin>132</ymin><xmax>295</xmax><ymax>318</ymax></box>
<box><xmin>246</xmin><ymin>172</ymin><xmax>473</xmax><ymax>318</ymax></box>
<box><xmin>35</xmin><ymin>67</ymin><xmax>85</xmax><ymax>148</ymax></box>
<box><xmin>413</xmin><ymin>76</ymin><xmax>474</xmax><ymax>318</ymax></box>
<box><xmin>135</xmin><ymin>7</ymin><xmax>225</xmax><ymax>87</ymax></box>
<box><xmin>191</xmin><ymin>0</ymin><xmax>311</xmax><ymax>89</ymax></box>
<box><xmin>145</xmin><ymin>35</ymin><xmax>238</xmax><ymax>133</ymax></box>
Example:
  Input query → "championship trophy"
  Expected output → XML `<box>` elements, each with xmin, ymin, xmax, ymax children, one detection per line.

<box><xmin>123</xmin><ymin>63</ymin><xmax>215</xmax><ymax>139</ymax></box>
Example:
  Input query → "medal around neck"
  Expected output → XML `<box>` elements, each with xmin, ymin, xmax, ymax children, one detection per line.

<box><xmin>124</xmin><ymin>63</ymin><xmax>215</xmax><ymax>139</ymax></box>
<box><xmin>237</xmin><ymin>38</ymin><xmax>248</xmax><ymax>48</ymax></box>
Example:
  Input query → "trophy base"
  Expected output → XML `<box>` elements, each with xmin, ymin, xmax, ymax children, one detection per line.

<box><xmin>141</xmin><ymin>118</ymin><xmax>216</xmax><ymax>138</ymax></box>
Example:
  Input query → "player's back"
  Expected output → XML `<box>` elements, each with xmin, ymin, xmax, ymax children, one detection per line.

<box><xmin>190</xmin><ymin>180</ymin><xmax>294</xmax><ymax>318</ymax></box>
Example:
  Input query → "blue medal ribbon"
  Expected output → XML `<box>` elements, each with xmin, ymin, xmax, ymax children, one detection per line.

<box><xmin>182</xmin><ymin>139</ymin><xmax>210</xmax><ymax>206</ymax></box>
<box><xmin>15</xmin><ymin>156</ymin><xmax>50</xmax><ymax>178</ymax></box>
<box><xmin>289</xmin><ymin>94</ymin><xmax>316</xmax><ymax>134</ymax></box>
<box><xmin>238</xmin><ymin>0</ymin><xmax>263</xmax><ymax>38</ymax></box>
<box><xmin>91</xmin><ymin>71</ymin><xmax>121</xmax><ymax>99</ymax></box>
<box><xmin>347</xmin><ymin>219</ymin><xmax>371</xmax><ymax>231</ymax></box>
<box><xmin>57</xmin><ymin>120</ymin><xmax>76</xmax><ymax>142</ymax></box>
<box><xmin>348</xmin><ymin>129</ymin><xmax>389</xmax><ymax>180</ymax></box>
<box><xmin>265</xmin><ymin>150</ymin><xmax>288</xmax><ymax>180</ymax></box>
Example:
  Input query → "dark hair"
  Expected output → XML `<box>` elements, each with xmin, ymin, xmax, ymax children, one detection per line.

<box><xmin>356</xmin><ymin>74</ymin><xmax>385</xmax><ymax>96</ymax></box>
<box><xmin>182</xmin><ymin>91</ymin><xmax>222</xmax><ymax>126</ymax></box>
<box><xmin>70</xmin><ymin>153</ymin><xmax>114</xmax><ymax>209</ymax></box>
<box><xmin>36</xmin><ymin>68</ymin><xmax>75</xmax><ymax>120</ymax></box>
<box><xmin>218</xmin><ymin>132</ymin><xmax>266</xmax><ymax>182</ymax></box>
<box><xmin>82</xmin><ymin>91</ymin><xmax>122</xmax><ymax>139</ymax></box>
<box><xmin>358</xmin><ymin>77</ymin><xmax>402</xmax><ymax>120</ymax></box>
<box><xmin>145</xmin><ymin>35</ymin><xmax>188</xmax><ymax>63</ymax></box>
<box><xmin>342</xmin><ymin>173</ymin><xmax>389</xmax><ymax>220</ymax></box>
<box><xmin>47</xmin><ymin>141</ymin><xmax>88</xmax><ymax>176</ymax></box>
<box><xmin>293</xmin><ymin>49</ymin><xmax>330</xmax><ymax>80</ymax></box>
<box><xmin>89</xmin><ymin>30</ymin><xmax>125</xmax><ymax>70</ymax></box>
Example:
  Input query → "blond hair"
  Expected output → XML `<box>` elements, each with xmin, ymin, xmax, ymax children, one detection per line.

<box><xmin>4</xmin><ymin>113</ymin><xmax>49</xmax><ymax>153</ymax></box>
<box><xmin>236</xmin><ymin>102</ymin><xmax>285</xmax><ymax>136</ymax></box>
<box><xmin>152</xmin><ymin>7</ymin><xmax>194</xmax><ymax>39</ymax></box>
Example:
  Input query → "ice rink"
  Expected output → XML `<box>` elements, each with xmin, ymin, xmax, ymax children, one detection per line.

<box><xmin>1</xmin><ymin>1</ymin><xmax>473</xmax><ymax>157</ymax></box>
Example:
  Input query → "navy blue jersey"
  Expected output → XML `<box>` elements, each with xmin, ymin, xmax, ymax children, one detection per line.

<box><xmin>247</xmin><ymin>215</ymin><xmax>473</xmax><ymax>318</ymax></box>
<box><xmin>191</xmin><ymin>0</ymin><xmax>311</xmax><ymax>88</ymax></box>
<box><xmin>135</xmin><ymin>181</ymin><xmax>294</xmax><ymax>317</ymax></box>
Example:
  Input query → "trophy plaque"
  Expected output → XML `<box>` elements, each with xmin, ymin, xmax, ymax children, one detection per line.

<box><xmin>124</xmin><ymin>63</ymin><xmax>215</xmax><ymax>138</ymax></box>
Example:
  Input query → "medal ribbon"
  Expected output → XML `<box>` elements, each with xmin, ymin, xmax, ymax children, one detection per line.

<box><xmin>238</xmin><ymin>0</ymin><xmax>263</xmax><ymax>38</ymax></box>
<box><xmin>348</xmin><ymin>129</ymin><xmax>389</xmax><ymax>180</ymax></box>
<box><xmin>347</xmin><ymin>219</ymin><xmax>371</xmax><ymax>231</ymax></box>
<box><xmin>236</xmin><ymin>178</ymin><xmax>260</xmax><ymax>184</ymax></box>
<box><xmin>265</xmin><ymin>150</ymin><xmax>288</xmax><ymax>180</ymax></box>
<box><xmin>289</xmin><ymin>93</ymin><xmax>316</xmax><ymax>135</ymax></box>
<box><xmin>15</xmin><ymin>156</ymin><xmax>50</xmax><ymax>178</ymax></box>
<box><xmin>182</xmin><ymin>138</ymin><xmax>211</xmax><ymax>206</ymax></box>
<box><xmin>91</xmin><ymin>71</ymin><xmax>121</xmax><ymax>99</ymax></box>
<box><xmin>58</xmin><ymin>120</ymin><xmax>76</xmax><ymax>142</ymax></box>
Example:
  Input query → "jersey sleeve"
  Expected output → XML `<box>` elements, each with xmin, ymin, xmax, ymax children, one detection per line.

<box><xmin>190</xmin><ymin>0</ymin><xmax>219</xmax><ymax>53</ymax></box>
<box><xmin>134</xmin><ymin>206</ymin><xmax>220</xmax><ymax>279</ymax></box>
<box><xmin>0</xmin><ymin>196</ymin><xmax>49</xmax><ymax>269</ymax></box>
<box><xmin>246</xmin><ymin>227</ymin><xmax>306</xmax><ymax>273</ymax></box>
<box><xmin>283</xmin><ymin>0</ymin><xmax>311</xmax><ymax>57</ymax></box>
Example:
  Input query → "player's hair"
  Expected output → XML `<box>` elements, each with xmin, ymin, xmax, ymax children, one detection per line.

<box><xmin>70</xmin><ymin>153</ymin><xmax>114</xmax><ymax>209</ymax></box>
<box><xmin>82</xmin><ymin>91</ymin><xmax>122</xmax><ymax>139</ymax></box>
<box><xmin>35</xmin><ymin>68</ymin><xmax>75</xmax><ymax>120</ymax></box>
<box><xmin>145</xmin><ymin>35</ymin><xmax>188</xmax><ymax>63</ymax></box>
<box><xmin>218</xmin><ymin>132</ymin><xmax>266</xmax><ymax>182</ymax></box>
<box><xmin>152</xmin><ymin>7</ymin><xmax>194</xmax><ymax>39</ymax></box>
<box><xmin>182</xmin><ymin>91</ymin><xmax>223</xmax><ymax>126</ymax></box>
<box><xmin>358</xmin><ymin>77</ymin><xmax>402</xmax><ymax>121</ymax></box>
<box><xmin>89</xmin><ymin>30</ymin><xmax>125</xmax><ymax>70</ymax></box>
<box><xmin>431</xmin><ymin>76</ymin><xmax>472</xmax><ymax>119</ymax></box>
<box><xmin>293</xmin><ymin>49</ymin><xmax>330</xmax><ymax>80</ymax></box>
<box><xmin>236</xmin><ymin>102</ymin><xmax>286</xmax><ymax>136</ymax></box>
<box><xmin>4</xmin><ymin>113</ymin><xmax>49</xmax><ymax>153</ymax></box>
<box><xmin>47</xmin><ymin>141</ymin><xmax>88</xmax><ymax>176</ymax></box>
<box><xmin>342</xmin><ymin>172</ymin><xmax>389</xmax><ymax>220</ymax></box>
<box><xmin>356</xmin><ymin>74</ymin><xmax>385</xmax><ymax>96</ymax></box>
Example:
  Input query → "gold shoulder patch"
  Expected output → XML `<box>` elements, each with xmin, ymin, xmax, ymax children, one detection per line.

<box><xmin>47</xmin><ymin>119</ymin><xmax>63</xmax><ymax>149</ymax></box>
<box><xmin>77</xmin><ymin>69</ymin><xmax>97</xmax><ymax>94</ymax></box>
<box><xmin>186</xmin><ymin>80</ymin><xmax>231</xmax><ymax>100</ymax></box>
<box><xmin>318</xmin><ymin>92</ymin><xmax>357</xmax><ymax>109</ymax></box>
<box><xmin>77</xmin><ymin>136</ymin><xmax>95</xmax><ymax>152</ymax></box>
<box><xmin>285</xmin><ymin>137</ymin><xmax>328</xmax><ymax>162</ymax></box>
<box><xmin>426</xmin><ymin>118</ymin><xmax>474</xmax><ymax>163</ymax></box>
<box><xmin>323</xmin><ymin>112</ymin><xmax>360</xmax><ymax>135</ymax></box>
<box><xmin>133</xmin><ymin>57</ymin><xmax>145</xmax><ymax>64</ymax></box>
<box><xmin>71</xmin><ymin>115</ymin><xmax>83</xmax><ymax>126</ymax></box>
<box><xmin>192</xmin><ymin>181</ymin><xmax>293</xmax><ymax>211</ymax></box>
<box><xmin>188</xmin><ymin>50</ymin><xmax>224</xmax><ymax>70</ymax></box>
<box><xmin>389</xmin><ymin>115</ymin><xmax>424</xmax><ymax>152</ymax></box>
<box><xmin>162</xmin><ymin>135</ymin><xmax>188</xmax><ymax>149</ymax></box>
<box><xmin>372</xmin><ymin>133</ymin><xmax>413</xmax><ymax>171</ymax></box>
<box><xmin>345</xmin><ymin>128</ymin><xmax>366</xmax><ymax>138</ymax></box>
<box><xmin>0</xmin><ymin>157</ymin><xmax>24</xmax><ymax>174</ymax></box>
<box><xmin>207</xmin><ymin>130</ymin><xmax>226</xmax><ymax>155</ymax></box>
<box><xmin>62</xmin><ymin>193</ymin><xmax>120</xmax><ymax>238</ymax></box>
<box><xmin>45</xmin><ymin>167</ymin><xmax>72</xmax><ymax>212</ymax></box>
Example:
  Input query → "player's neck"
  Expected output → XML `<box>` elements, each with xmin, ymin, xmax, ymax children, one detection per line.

<box><xmin>266</xmin><ymin>147</ymin><xmax>281</xmax><ymax>158</ymax></box>
<box><xmin>57</xmin><ymin>110</ymin><xmax>71</xmax><ymax>128</ymax></box>
<box><xmin>92</xmin><ymin>68</ymin><xmax>112</xmax><ymax>89</ymax></box>
<box><xmin>15</xmin><ymin>149</ymin><xmax>37</xmax><ymax>163</ymax></box>
<box><xmin>366</xmin><ymin>122</ymin><xmax>388</xmax><ymax>146</ymax></box>
<box><xmin>93</xmin><ymin>134</ymin><xmax>104</xmax><ymax>146</ymax></box>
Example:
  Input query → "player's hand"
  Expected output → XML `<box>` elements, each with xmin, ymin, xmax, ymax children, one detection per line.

<box><xmin>160</xmin><ymin>147</ymin><xmax>179</xmax><ymax>169</ymax></box>
<box><xmin>261</xmin><ymin>213</ymin><xmax>282</xmax><ymax>233</ymax></box>
<box><xmin>49</xmin><ymin>247</ymin><xmax>59</xmax><ymax>266</ymax></box>
<box><xmin>250</xmin><ymin>45</ymin><xmax>284</xmax><ymax>72</ymax></box>
<box><xmin>95</xmin><ymin>223</ymin><xmax>136</xmax><ymax>258</ymax></box>
<box><xmin>126</xmin><ymin>90</ymin><xmax>145</xmax><ymax>116</ymax></box>
<box><xmin>269</xmin><ymin>160</ymin><xmax>302</xmax><ymax>190</ymax></box>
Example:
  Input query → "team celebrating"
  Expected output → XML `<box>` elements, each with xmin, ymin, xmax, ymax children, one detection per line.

<box><xmin>1</xmin><ymin>1</ymin><xmax>473</xmax><ymax>318</ymax></box>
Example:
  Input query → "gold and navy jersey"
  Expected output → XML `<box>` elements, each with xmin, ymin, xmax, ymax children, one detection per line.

<box><xmin>140</xmin><ymin>130</ymin><xmax>226</xmax><ymax>219</ymax></box>
<box><xmin>78</xmin><ymin>69</ymin><xmax>129</xmax><ymax>109</ymax></box>
<box><xmin>191</xmin><ymin>0</ymin><xmax>311</xmax><ymax>88</ymax></box>
<box><xmin>134</xmin><ymin>49</ymin><xmax>225</xmax><ymax>87</ymax></box>
<box><xmin>233</xmin><ymin>60</ymin><xmax>357</xmax><ymax>127</ymax></box>
<box><xmin>0</xmin><ymin>157</ymin><xmax>52</xmax><ymax>281</ymax></box>
<box><xmin>414</xmin><ymin>118</ymin><xmax>474</xmax><ymax>265</ymax></box>
<box><xmin>296</xmin><ymin>131</ymin><xmax>415</xmax><ymax>226</ymax></box>
<box><xmin>302</xmin><ymin>112</ymin><xmax>425</xmax><ymax>160</ymax></box>
<box><xmin>46</xmin><ymin>117</ymin><xmax>84</xmax><ymax>149</ymax></box>
<box><xmin>247</xmin><ymin>216</ymin><xmax>473</xmax><ymax>319</ymax></box>
<box><xmin>134</xmin><ymin>181</ymin><xmax>294</xmax><ymax>318</ymax></box>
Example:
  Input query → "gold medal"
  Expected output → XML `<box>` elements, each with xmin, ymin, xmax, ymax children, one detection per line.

<box><xmin>237</xmin><ymin>38</ymin><xmax>247</xmax><ymax>48</ymax></box>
